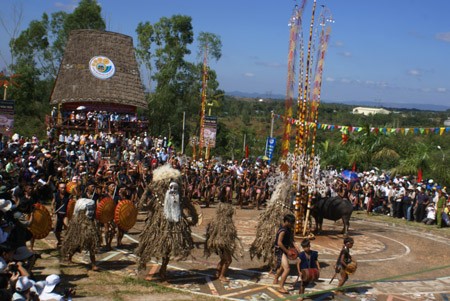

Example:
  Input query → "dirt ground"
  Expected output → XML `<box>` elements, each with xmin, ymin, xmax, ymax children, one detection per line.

<box><xmin>32</xmin><ymin>205</ymin><xmax>450</xmax><ymax>300</ymax></box>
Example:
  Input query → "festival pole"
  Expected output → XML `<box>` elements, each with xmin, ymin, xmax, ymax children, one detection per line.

<box><xmin>302</xmin><ymin>6</ymin><xmax>332</xmax><ymax>236</ymax></box>
<box><xmin>295</xmin><ymin>0</ymin><xmax>317</xmax><ymax>235</ymax></box>
<box><xmin>181</xmin><ymin>111</ymin><xmax>186</xmax><ymax>154</ymax></box>
<box><xmin>280</xmin><ymin>3</ymin><xmax>304</xmax><ymax>159</ymax></box>
<box><xmin>199</xmin><ymin>46</ymin><xmax>208</xmax><ymax>158</ymax></box>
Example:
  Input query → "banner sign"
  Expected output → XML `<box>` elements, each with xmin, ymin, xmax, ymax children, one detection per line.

<box><xmin>204</xmin><ymin>116</ymin><xmax>217</xmax><ymax>148</ymax></box>
<box><xmin>266</xmin><ymin>137</ymin><xmax>276</xmax><ymax>163</ymax></box>
<box><xmin>0</xmin><ymin>100</ymin><xmax>14</xmax><ymax>135</ymax></box>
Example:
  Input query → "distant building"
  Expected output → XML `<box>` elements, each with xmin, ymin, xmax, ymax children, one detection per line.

<box><xmin>352</xmin><ymin>107</ymin><xmax>391</xmax><ymax>116</ymax></box>
<box><xmin>444</xmin><ymin>118</ymin><xmax>450</xmax><ymax>127</ymax></box>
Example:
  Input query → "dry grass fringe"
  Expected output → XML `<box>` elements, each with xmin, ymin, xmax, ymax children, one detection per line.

<box><xmin>249</xmin><ymin>179</ymin><xmax>293</xmax><ymax>264</ymax></box>
<box><xmin>204</xmin><ymin>202</ymin><xmax>243</xmax><ymax>260</ymax></box>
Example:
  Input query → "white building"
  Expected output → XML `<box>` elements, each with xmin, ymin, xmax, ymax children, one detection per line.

<box><xmin>444</xmin><ymin>118</ymin><xmax>450</xmax><ymax>127</ymax></box>
<box><xmin>352</xmin><ymin>107</ymin><xmax>391</xmax><ymax>116</ymax></box>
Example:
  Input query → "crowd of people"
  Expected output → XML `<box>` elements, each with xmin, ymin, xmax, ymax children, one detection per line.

<box><xmin>0</xmin><ymin>126</ymin><xmax>448</xmax><ymax>299</ymax></box>
<box><xmin>337</xmin><ymin>170</ymin><xmax>450</xmax><ymax>227</ymax></box>
<box><xmin>49</xmin><ymin>108</ymin><xmax>148</xmax><ymax>133</ymax></box>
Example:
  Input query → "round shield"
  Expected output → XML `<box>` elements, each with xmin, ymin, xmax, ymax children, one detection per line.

<box><xmin>96</xmin><ymin>197</ymin><xmax>115</xmax><ymax>224</ymax></box>
<box><xmin>345</xmin><ymin>260</ymin><xmax>358</xmax><ymax>275</ymax></box>
<box><xmin>29</xmin><ymin>203</ymin><xmax>52</xmax><ymax>239</ymax></box>
<box><xmin>114</xmin><ymin>200</ymin><xmax>138</xmax><ymax>231</ymax></box>
<box><xmin>66</xmin><ymin>182</ymin><xmax>77</xmax><ymax>195</ymax></box>
<box><xmin>65</xmin><ymin>198</ymin><xmax>76</xmax><ymax>221</ymax></box>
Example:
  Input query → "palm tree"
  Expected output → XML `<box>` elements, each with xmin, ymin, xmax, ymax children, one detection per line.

<box><xmin>389</xmin><ymin>142</ymin><xmax>430</xmax><ymax>177</ymax></box>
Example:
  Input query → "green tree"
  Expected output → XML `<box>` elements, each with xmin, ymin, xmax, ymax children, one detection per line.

<box><xmin>135</xmin><ymin>21</ymin><xmax>154</xmax><ymax>90</ymax></box>
<box><xmin>7</xmin><ymin>0</ymin><xmax>105</xmax><ymax>136</ymax></box>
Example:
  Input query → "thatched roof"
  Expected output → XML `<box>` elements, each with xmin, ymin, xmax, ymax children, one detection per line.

<box><xmin>50</xmin><ymin>29</ymin><xmax>146</xmax><ymax>109</ymax></box>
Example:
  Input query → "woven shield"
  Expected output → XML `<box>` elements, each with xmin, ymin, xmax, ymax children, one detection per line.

<box><xmin>29</xmin><ymin>203</ymin><xmax>53</xmax><ymax>239</ymax></box>
<box><xmin>114</xmin><ymin>200</ymin><xmax>138</xmax><ymax>231</ymax></box>
<box><xmin>96</xmin><ymin>197</ymin><xmax>115</xmax><ymax>224</ymax></box>
<box><xmin>66</xmin><ymin>182</ymin><xmax>77</xmax><ymax>195</ymax></box>
<box><xmin>345</xmin><ymin>260</ymin><xmax>358</xmax><ymax>275</ymax></box>
<box><xmin>66</xmin><ymin>198</ymin><xmax>76</xmax><ymax>220</ymax></box>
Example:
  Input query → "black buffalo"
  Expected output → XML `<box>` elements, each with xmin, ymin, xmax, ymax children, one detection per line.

<box><xmin>310</xmin><ymin>196</ymin><xmax>353</xmax><ymax>235</ymax></box>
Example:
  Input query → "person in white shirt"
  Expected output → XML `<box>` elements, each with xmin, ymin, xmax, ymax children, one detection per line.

<box><xmin>39</xmin><ymin>274</ymin><xmax>74</xmax><ymax>301</ymax></box>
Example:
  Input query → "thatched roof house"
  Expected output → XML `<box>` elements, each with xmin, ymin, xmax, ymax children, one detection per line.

<box><xmin>50</xmin><ymin>29</ymin><xmax>146</xmax><ymax>113</ymax></box>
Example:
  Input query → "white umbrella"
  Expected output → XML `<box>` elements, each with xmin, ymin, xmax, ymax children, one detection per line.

<box><xmin>76</xmin><ymin>106</ymin><xmax>86</xmax><ymax>110</ymax></box>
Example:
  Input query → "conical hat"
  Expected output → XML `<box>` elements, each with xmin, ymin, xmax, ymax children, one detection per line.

<box><xmin>29</xmin><ymin>203</ymin><xmax>52</xmax><ymax>239</ymax></box>
<box><xmin>114</xmin><ymin>200</ymin><xmax>137</xmax><ymax>231</ymax></box>
<box><xmin>96</xmin><ymin>197</ymin><xmax>115</xmax><ymax>224</ymax></box>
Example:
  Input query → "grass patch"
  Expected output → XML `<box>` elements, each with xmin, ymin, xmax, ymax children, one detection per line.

<box><xmin>122</xmin><ymin>276</ymin><xmax>177</xmax><ymax>293</ymax></box>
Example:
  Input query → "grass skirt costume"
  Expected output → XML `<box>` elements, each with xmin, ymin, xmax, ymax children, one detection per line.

<box><xmin>204</xmin><ymin>202</ymin><xmax>243</xmax><ymax>260</ymax></box>
<box><xmin>249</xmin><ymin>179</ymin><xmax>293</xmax><ymax>265</ymax></box>
<box><xmin>61</xmin><ymin>199</ymin><xmax>101</xmax><ymax>259</ymax></box>
<box><xmin>136</xmin><ymin>164</ymin><xmax>198</xmax><ymax>268</ymax></box>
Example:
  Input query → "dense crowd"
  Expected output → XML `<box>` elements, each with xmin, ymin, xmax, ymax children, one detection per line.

<box><xmin>0</xmin><ymin>129</ymin><xmax>279</xmax><ymax>299</ymax></box>
<box><xmin>0</xmin><ymin>128</ymin><xmax>448</xmax><ymax>299</ymax></box>
<box><xmin>339</xmin><ymin>170</ymin><xmax>450</xmax><ymax>227</ymax></box>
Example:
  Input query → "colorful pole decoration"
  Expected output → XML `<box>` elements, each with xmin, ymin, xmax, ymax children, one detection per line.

<box><xmin>303</xmin><ymin>7</ymin><xmax>332</xmax><ymax>236</ymax></box>
<box><xmin>199</xmin><ymin>47</ymin><xmax>208</xmax><ymax>158</ymax></box>
<box><xmin>281</xmin><ymin>2</ymin><xmax>306</xmax><ymax>159</ymax></box>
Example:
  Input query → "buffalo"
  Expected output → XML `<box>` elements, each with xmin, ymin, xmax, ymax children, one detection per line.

<box><xmin>309</xmin><ymin>196</ymin><xmax>353</xmax><ymax>236</ymax></box>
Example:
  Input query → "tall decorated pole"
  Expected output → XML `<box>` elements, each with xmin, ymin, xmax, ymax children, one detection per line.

<box><xmin>197</xmin><ymin>32</ymin><xmax>222</xmax><ymax>159</ymax></box>
<box><xmin>280</xmin><ymin>3</ymin><xmax>305</xmax><ymax>159</ymax></box>
<box><xmin>199</xmin><ymin>47</ymin><xmax>208</xmax><ymax>158</ymax></box>
<box><xmin>287</xmin><ymin>0</ymin><xmax>333</xmax><ymax>235</ymax></box>
<box><xmin>294</xmin><ymin>0</ymin><xmax>318</xmax><ymax>234</ymax></box>
<box><xmin>303</xmin><ymin>8</ymin><xmax>332</xmax><ymax>236</ymax></box>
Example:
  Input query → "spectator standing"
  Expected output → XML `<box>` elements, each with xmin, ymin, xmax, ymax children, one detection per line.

<box><xmin>415</xmin><ymin>187</ymin><xmax>429</xmax><ymax>222</ymax></box>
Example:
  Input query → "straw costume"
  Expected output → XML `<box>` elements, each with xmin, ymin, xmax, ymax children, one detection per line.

<box><xmin>136</xmin><ymin>164</ymin><xmax>198</xmax><ymax>280</ymax></box>
<box><xmin>204</xmin><ymin>201</ymin><xmax>243</xmax><ymax>282</ymax></box>
<box><xmin>249</xmin><ymin>179</ymin><xmax>293</xmax><ymax>267</ymax></box>
<box><xmin>61</xmin><ymin>198</ymin><xmax>101</xmax><ymax>271</ymax></box>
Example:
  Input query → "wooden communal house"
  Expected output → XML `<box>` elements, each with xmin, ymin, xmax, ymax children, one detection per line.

<box><xmin>50</xmin><ymin>29</ymin><xmax>147</xmax><ymax>134</ymax></box>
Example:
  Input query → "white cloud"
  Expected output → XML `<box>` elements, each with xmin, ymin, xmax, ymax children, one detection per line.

<box><xmin>437</xmin><ymin>87</ymin><xmax>447</xmax><ymax>93</ymax></box>
<box><xmin>408</xmin><ymin>69</ymin><xmax>421</xmax><ymax>77</ymax></box>
<box><xmin>333</xmin><ymin>41</ymin><xmax>344</xmax><ymax>47</ymax></box>
<box><xmin>325</xmin><ymin>77</ymin><xmax>335</xmax><ymax>82</ymax></box>
<box><xmin>340</xmin><ymin>78</ymin><xmax>351</xmax><ymax>84</ymax></box>
<box><xmin>435</xmin><ymin>32</ymin><xmax>450</xmax><ymax>42</ymax></box>
<box><xmin>338</xmin><ymin>51</ymin><xmax>352</xmax><ymax>57</ymax></box>
<box><xmin>244</xmin><ymin>72</ymin><xmax>255</xmax><ymax>78</ymax></box>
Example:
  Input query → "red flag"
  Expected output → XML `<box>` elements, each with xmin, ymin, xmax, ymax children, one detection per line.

<box><xmin>417</xmin><ymin>169</ymin><xmax>423</xmax><ymax>183</ymax></box>
<box><xmin>245</xmin><ymin>145</ymin><xmax>249</xmax><ymax>159</ymax></box>
<box><xmin>352</xmin><ymin>162</ymin><xmax>356</xmax><ymax>172</ymax></box>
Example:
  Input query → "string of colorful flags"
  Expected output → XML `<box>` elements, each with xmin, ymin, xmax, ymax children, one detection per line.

<box><xmin>273</xmin><ymin>113</ymin><xmax>450</xmax><ymax>135</ymax></box>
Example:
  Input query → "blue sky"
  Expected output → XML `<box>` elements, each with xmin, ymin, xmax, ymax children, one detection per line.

<box><xmin>1</xmin><ymin>0</ymin><xmax>450</xmax><ymax>108</ymax></box>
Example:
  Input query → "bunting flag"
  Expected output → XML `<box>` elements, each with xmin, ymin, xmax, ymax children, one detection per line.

<box><xmin>272</xmin><ymin>113</ymin><xmax>450</xmax><ymax>135</ymax></box>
